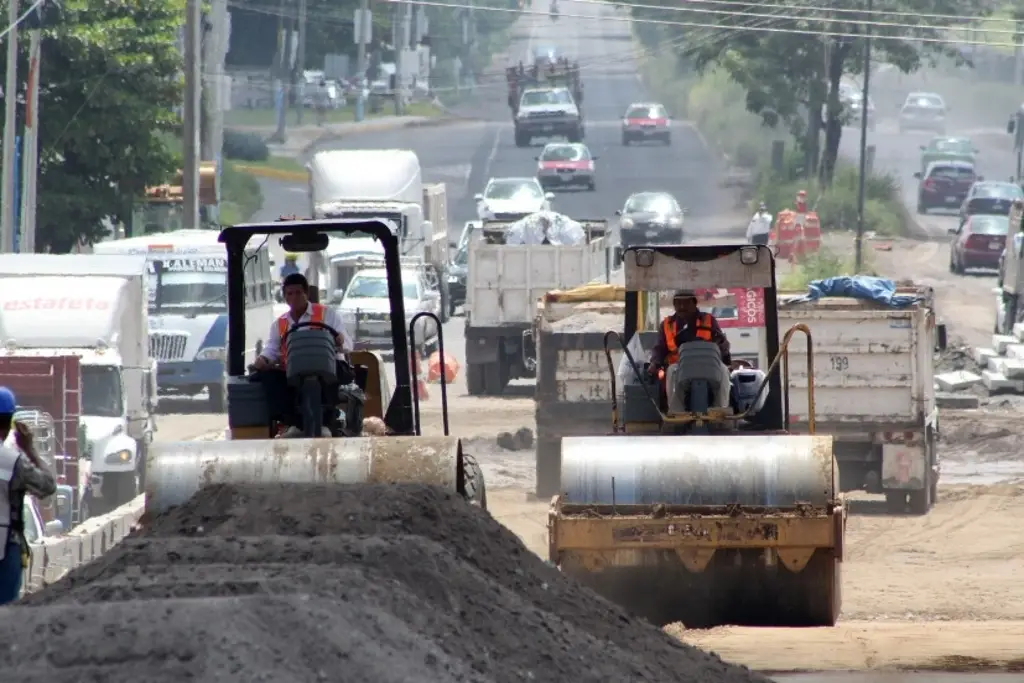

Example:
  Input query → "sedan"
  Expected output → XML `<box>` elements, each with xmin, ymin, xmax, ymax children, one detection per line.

<box><xmin>949</xmin><ymin>214</ymin><xmax>1009</xmax><ymax>274</ymax></box>
<box><xmin>960</xmin><ymin>181</ymin><xmax>1023</xmax><ymax>222</ymax></box>
<box><xmin>536</xmin><ymin>142</ymin><xmax>597</xmax><ymax>191</ymax></box>
<box><xmin>475</xmin><ymin>177</ymin><xmax>554</xmax><ymax>221</ymax></box>
<box><xmin>899</xmin><ymin>92</ymin><xmax>947</xmax><ymax>134</ymax></box>
<box><xmin>914</xmin><ymin>161</ymin><xmax>980</xmax><ymax>214</ymax></box>
<box><xmin>617</xmin><ymin>192</ymin><xmax>685</xmax><ymax>246</ymax></box>
<box><xmin>622</xmin><ymin>102</ymin><xmax>671</xmax><ymax>146</ymax></box>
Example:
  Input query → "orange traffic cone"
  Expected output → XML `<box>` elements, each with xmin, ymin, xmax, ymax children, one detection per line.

<box><xmin>427</xmin><ymin>351</ymin><xmax>460</xmax><ymax>383</ymax></box>
<box><xmin>413</xmin><ymin>352</ymin><xmax>430</xmax><ymax>400</ymax></box>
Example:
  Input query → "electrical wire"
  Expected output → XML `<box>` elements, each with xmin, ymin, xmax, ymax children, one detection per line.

<box><xmin>0</xmin><ymin>0</ymin><xmax>47</xmax><ymax>43</ymax></box>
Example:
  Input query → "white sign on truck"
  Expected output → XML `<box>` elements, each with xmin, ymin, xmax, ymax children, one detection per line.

<box><xmin>0</xmin><ymin>254</ymin><xmax>155</xmax><ymax>514</ymax></box>
<box><xmin>465</xmin><ymin>218</ymin><xmax>612</xmax><ymax>395</ymax></box>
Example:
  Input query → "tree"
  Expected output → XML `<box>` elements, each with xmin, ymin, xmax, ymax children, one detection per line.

<box><xmin>633</xmin><ymin>0</ymin><xmax>985</xmax><ymax>184</ymax></box>
<box><xmin>17</xmin><ymin>0</ymin><xmax>186</xmax><ymax>252</ymax></box>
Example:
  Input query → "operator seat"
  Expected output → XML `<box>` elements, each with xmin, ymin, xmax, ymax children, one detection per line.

<box><xmin>666</xmin><ymin>341</ymin><xmax>732</xmax><ymax>414</ymax></box>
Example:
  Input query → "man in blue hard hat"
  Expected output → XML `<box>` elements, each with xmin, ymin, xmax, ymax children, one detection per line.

<box><xmin>0</xmin><ymin>386</ymin><xmax>57</xmax><ymax>604</ymax></box>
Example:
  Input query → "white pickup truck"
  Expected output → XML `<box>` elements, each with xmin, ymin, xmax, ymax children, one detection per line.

<box><xmin>777</xmin><ymin>285</ymin><xmax>944</xmax><ymax>514</ymax></box>
<box><xmin>464</xmin><ymin>218</ymin><xmax>612</xmax><ymax>395</ymax></box>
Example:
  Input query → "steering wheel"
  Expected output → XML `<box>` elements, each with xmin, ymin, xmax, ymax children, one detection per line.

<box><xmin>281</xmin><ymin>320</ymin><xmax>342</xmax><ymax>344</ymax></box>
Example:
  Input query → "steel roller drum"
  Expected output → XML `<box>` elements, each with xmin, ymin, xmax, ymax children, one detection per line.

<box><xmin>145</xmin><ymin>436</ymin><xmax>461</xmax><ymax>516</ymax></box>
<box><xmin>560</xmin><ymin>435</ymin><xmax>835</xmax><ymax>507</ymax></box>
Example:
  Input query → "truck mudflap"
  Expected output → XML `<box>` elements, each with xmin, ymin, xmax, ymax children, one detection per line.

<box><xmin>548</xmin><ymin>434</ymin><xmax>845</xmax><ymax>627</ymax></box>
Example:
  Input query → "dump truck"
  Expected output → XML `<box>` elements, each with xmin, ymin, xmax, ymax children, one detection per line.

<box><xmin>546</xmin><ymin>244</ymin><xmax>845</xmax><ymax>628</ymax></box>
<box><xmin>145</xmin><ymin>217</ymin><xmax>486</xmax><ymax>518</ymax></box>
<box><xmin>464</xmin><ymin>217</ymin><xmax>611</xmax><ymax>395</ymax></box>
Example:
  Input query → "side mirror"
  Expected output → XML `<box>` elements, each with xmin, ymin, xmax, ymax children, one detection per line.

<box><xmin>534</xmin><ymin>156</ymin><xmax>540</xmax><ymax>161</ymax></box>
<box><xmin>913</xmin><ymin>172</ymin><xmax>922</xmax><ymax>179</ymax></box>
<box><xmin>974</xmin><ymin>149</ymin><xmax>981</xmax><ymax>154</ymax></box>
<box><xmin>947</xmin><ymin>227</ymin><xmax>959</xmax><ymax>235</ymax></box>
<box><xmin>614</xmin><ymin>209</ymin><xmax>622</xmax><ymax>216</ymax></box>
<box><xmin>44</xmin><ymin>520</ymin><xmax>64</xmax><ymax>536</ymax></box>
<box><xmin>448</xmin><ymin>240</ymin><xmax>457</xmax><ymax>249</ymax></box>
<box><xmin>1009</xmin><ymin>119</ymin><xmax>1016</xmax><ymax>134</ymax></box>
<box><xmin>978</xmin><ymin>175</ymin><xmax>985</xmax><ymax>181</ymax></box>
<box><xmin>919</xmin><ymin>145</ymin><xmax>926</xmax><ymax>150</ymax></box>
<box><xmin>474</xmin><ymin>193</ymin><xmax>483</xmax><ymax>201</ymax></box>
<box><xmin>545</xmin><ymin>192</ymin><xmax>555</xmax><ymax>200</ymax></box>
<box><xmin>591</xmin><ymin>156</ymin><xmax>599</xmax><ymax>161</ymax></box>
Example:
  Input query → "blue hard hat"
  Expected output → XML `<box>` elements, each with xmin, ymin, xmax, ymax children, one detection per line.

<box><xmin>0</xmin><ymin>386</ymin><xmax>14</xmax><ymax>413</ymax></box>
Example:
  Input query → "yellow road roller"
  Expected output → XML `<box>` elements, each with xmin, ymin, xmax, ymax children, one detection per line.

<box><xmin>547</xmin><ymin>244</ymin><xmax>844</xmax><ymax>627</ymax></box>
<box><xmin>145</xmin><ymin>217</ymin><xmax>485</xmax><ymax>516</ymax></box>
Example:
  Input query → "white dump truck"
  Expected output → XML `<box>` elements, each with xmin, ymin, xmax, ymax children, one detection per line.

<box><xmin>464</xmin><ymin>217</ymin><xmax>611</xmax><ymax>395</ymax></box>
<box><xmin>778</xmin><ymin>285</ymin><xmax>944</xmax><ymax>514</ymax></box>
<box><xmin>307</xmin><ymin>149</ymin><xmax>452</xmax><ymax>320</ymax></box>
<box><xmin>0</xmin><ymin>254</ymin><xmax>156</xmax><ymax>514</ymax></box>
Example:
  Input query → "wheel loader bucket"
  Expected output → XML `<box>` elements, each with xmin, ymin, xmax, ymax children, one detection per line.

<box><xmin>548</xmin><ymin>434</ymin><xmax>845</xmax><ymax>627</ymax></box>
<box><xmin>145</xmin><ymin>436</ymin><xmax>462</xmax><ymax>516</ymax></box>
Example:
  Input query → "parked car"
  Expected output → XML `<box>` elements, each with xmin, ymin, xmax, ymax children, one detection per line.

<box><xmin>535</xmin><ymin>142</ymin><xmax>597</xmax><ymax>191</ymax></box>
<box><xmin>914</xmin><ymin>160</ymin><xmax>980</xmax><ymax>214</ymax></box>
<box><xmin>899</xmin><ymin>92</ymin><xmax>947</xmax><ymax>134</ymax></box>
<box><xmin>475</xmin><ymin>177</ymin><xmax>553</xmax><ymax>220</ymax></box>
<box><xmin>920</xmin><ymin>136</ymin><xmax>977</xmax><ymax>175</ymax></box>
<box><xmin>959</xmin><ymin>181</ymin><xmax>1023</xmax><ymax>222</ymax></box>
<box><xmin>621</xmin><ymin>102</ymin><xmax>672</xmax><ymax>146</ymax></box>
<box><xmin>949</xmin><ymin>213</ymin><xmax>1009</xmax><ymax>274</ymax></box>
<box><xmin>616</xmin><ymin>191</ymin><xmax>685</xmax><ymax>246</ymax></box>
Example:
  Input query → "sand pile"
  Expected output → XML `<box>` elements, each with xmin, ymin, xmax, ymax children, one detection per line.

<box><xmin>4</xmin><ymin>483</ymin><xmax>769</xmax><ymax>683</ymax></box>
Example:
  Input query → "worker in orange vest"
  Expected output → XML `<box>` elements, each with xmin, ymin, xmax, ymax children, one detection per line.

<box><xmin>250</xmin><ymin>273</ymin><xmax>355</xmax><ymax>437</ymax></box>
<box><xmin>647</xmin><ymin>289</ymin><xmax>734</xmax><ymax>408</ymax></box>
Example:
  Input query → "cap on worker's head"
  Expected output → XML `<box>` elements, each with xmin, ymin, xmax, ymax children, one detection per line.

<box><xmin>0</xmin><ymin>386</ymin><xmax>15</xmax><ymax>414</ymax></box>
<box><xmin>284</xmin><ymin>253</ymin><xmax>298</xmax><ymax>262</ymax></box>
<box><xmin>672</xmin><ymin>289</ymin><xmax>697</xmax><ymax>300</ymax></box>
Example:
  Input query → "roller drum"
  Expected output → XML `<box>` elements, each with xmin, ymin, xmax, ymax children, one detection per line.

<box><xmin>146</xmin><ymin>436</ymin><xmax>461</xmax><ymax>516</ymax></box>
<box><xmin>560</xmin><ymin>435</ymin><xmax>835</xmax><ymax>506</ymax></box>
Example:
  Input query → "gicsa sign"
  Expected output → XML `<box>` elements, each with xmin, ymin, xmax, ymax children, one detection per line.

<box><xmin>147</xmin><ymin>257</ymin><xmax>227</xmax><ymax>273</ymax></box>
<box><xmin>695</xmin><ymin>287</ymin><xmax>766</xmax><ymax>328</ymax></box>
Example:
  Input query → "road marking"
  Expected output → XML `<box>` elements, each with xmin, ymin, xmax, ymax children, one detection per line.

<box><xmin>484</xmin><ymin>126</ymin><xmax>502</xmax><ymax>180</ymax></box>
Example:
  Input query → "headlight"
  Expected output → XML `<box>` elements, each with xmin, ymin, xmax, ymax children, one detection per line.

<box><xmin>104</xmin><ymin>449</ymin><xmax>133</xmax><ymax>465</ymax></box>
<box><xmin>448</xmin><ymin>275</ymin><xmax>459</xmax><ymax>283</ymax></box>
<box><xmin>195</xmin><ymin>346</ymin><xmax>225</xmax><ymax>361</ymax></box>
<box><xmin>668</xmin><ymin>217</ymin><xmax>683</xmax><ymax>227</ymax></box>
<box><xmin>620</xmin><ymin>218</ymin><xmax>634</xmax><ymax>229</ymax></box>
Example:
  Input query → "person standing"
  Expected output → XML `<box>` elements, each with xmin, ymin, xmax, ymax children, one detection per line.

<box><xmin>0</xmin><ymin>386</ymin><xmax>57</xmax><ymax>604</ymax></box>
<box><xmin>746</xmin><ymin>202</ymin><xmax>773</xmax><ymax>246</ymax></box>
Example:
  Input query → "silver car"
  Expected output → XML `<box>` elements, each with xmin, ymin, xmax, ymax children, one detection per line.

<box><xmin>339</xmin><ymin>267</ymin><xmax>440</xmax><ymax>355</ymax></box>
<box><xmin>535</xmin><ymin>142</ymin><xmax>597</xmax><ymax>192</ymax></box>
<box><xmin>899</xmin><ymin>92</ymin><xmax>947</xmax><ymax>134</ymax></box>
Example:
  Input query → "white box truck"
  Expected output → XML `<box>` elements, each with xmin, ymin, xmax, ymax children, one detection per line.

<box><xmin>0</xmin><ymin>254</ymin><xmax>156</xmax><ymax>514</ymax></box>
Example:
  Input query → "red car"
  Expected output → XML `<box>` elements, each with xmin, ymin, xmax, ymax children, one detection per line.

<box><xmin>949</xmin><ymin>213</ymin><xmax>1009</xmax><ymax>273</ymax></box>
<box><xmin>621</xmin><ymin>102</ymin><xmax>671</xmax><ymax>146</ymax></box>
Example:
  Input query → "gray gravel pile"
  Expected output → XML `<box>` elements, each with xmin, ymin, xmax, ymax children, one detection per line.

<box><xmin>5</xmin><ymin>483</ymin><xmax>770</xmax><ymax>683</ymax></box>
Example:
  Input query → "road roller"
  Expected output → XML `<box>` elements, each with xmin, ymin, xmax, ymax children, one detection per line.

<box><xmin>547</xmin><ymin>244</ymin><xmax>845</xmax><ymax>627</ymax></box>
<box><xmin>145</xmin><ymin>217</ymin><xmax>485</xmax><ymax>517</ymax></box>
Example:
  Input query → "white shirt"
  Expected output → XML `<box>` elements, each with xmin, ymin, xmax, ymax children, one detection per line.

<box><xmin>260</xmin><ymin>303</ymin><xmax>354</xmax><ymax>364</ymax></box>
<box><xmin>746</xmin><ymin>211</ymin><xmax>773</xmax><ymax>241</ymax></box>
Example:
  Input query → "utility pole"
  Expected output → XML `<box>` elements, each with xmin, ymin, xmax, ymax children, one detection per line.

<box><xmin>183</xmin><ymin>0</ymin><xmax>202</xmax><ymax>231</ymax></box>
<box><xmin>1</xmin><ymin>0</ymin><xmax>19</xmax><ymax>253</ymax></box>
<box><xmin>295</xmin><ymin>0</ymin><xmax>307</xmax><ymax>124</ymax></box>
<box><xmin>854</xmin><ymin>0</ymin><xmax>873</xmax><ymax>274</ymax></box>
<box><xmin>270</xmin><ymin>0</ymin><xmax>290</xmax><ymax>142</ymax></box>
<box><xmin>20</xmin><ymin>28</ymin><xmax>41</xmax><ymax>253</ymax></box>
<box><xmin>355</xmin><ymin>0</ymin><xmax>369</xmax><ymax>122</ymax></box>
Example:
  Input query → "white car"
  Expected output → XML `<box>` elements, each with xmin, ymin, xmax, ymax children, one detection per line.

<box><xmin>475</xmin><ymin>177</ymin><xmax>554</xmax><ymax>221</ymax></box>
<box><xmin>338</xmin><ymin>267</ymin><xmax>440</xmax><ymax>355</ymax></box>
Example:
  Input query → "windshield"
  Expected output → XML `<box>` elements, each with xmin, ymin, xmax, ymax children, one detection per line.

<box><xmin>346</xmin><ymin>277</ymin><xmax>418</xmax><ymax>300</ymax></box>
<box><xmin>626</xmin><ymin>105</ymin><xmax>666</xmax><ymax>119</ymax></box>
<box><xmin>82</xmin><ymin>365</ymin><xmax>123</xmax><ymax>418</ymax></box>
<box><xmin>541</xmin><ymin>145</ymin><xmax>587</xmax><ymax>161</ymax></box>
<box><xmin>975</xmin><ymin>183</ymin><xmax>1023</xmax><ymax>199</ymax></box>
<box><xmin>971</xmin><ymin>215</ymin><xmax>1010</xmax><ymax>235</ymax></box>
<box><xmin>148</xmin><ymin>257</ymin><xmax>227</xmax><ymax>313</ymax></box>
<box><xmin>908</xmin><ymin>95</ymin><xmax>943</xmax><ymax>108</ymax></box>
<box><xmin>485</xmin><ymin>180</ymin><xmax>543</xmax><ymax>201</ymax></box>
<box><xmin>454</xmin><ymin>247</ymin><xmax>468</xmax><ymax>266</ymax></box>
<box><xmin>521</xmin><ymin>90</ymin><xmax>572</xmax><ymax>106</ymax></box>
<box><xmin>929</xmin><ymin>138</ymin><xmax>972</xmax><ymax>154</ymax></box>
<box><xmin>625</xmin><ymin>193</ymin><xmax>678</xmax><ymax>214</ymax></box>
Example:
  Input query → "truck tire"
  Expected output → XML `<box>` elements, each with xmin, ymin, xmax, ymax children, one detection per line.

<box><xmin>467</xmin><ymin>363</ymin><xmax>487</xmax><ymax>396</ymax></box>
<box><xmin>909</xmin><ymin>428</ymin><xmax>937</xmax><ymax>515</ymax></box>
<box><xmin>514</xmin><ymin>130</ymin><xmax>530</xmax><ymax>147</ymax></box>
<box><xmin>461</xmin><ymin>452</ymin><xmax>487</xmax><ymax>510</ymax></box>
<box><xmin>884</xmin><ymin>491</ymin><xmax>907</xmax><ymax>514</ymax></box>
<box><xmin>208</xmin><ymin>380</ymin><xmax>226</xmax><ymax>413</ymax></box>
<box><xmin>483</xmin><ymin>357</ymin><xmax>509</xmax><ymax>395</ymax></box>
<box><xmin>567</xmin><ymin>126</ymin><xmax>583</xmax><ymax>143</ymax></box>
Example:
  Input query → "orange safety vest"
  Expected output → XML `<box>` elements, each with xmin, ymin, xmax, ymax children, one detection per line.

<box><xmin>662</xmin><ymin>313</ymin><xmax>713</xmax><ymax>364</ymax></box>
<box><xmin>277</xmin><ymin>303</ymin><xmax>327</xmax><ymax>368</ymax></box>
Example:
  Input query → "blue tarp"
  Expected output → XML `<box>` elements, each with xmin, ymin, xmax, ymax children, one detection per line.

<box><xmin>785</xmin><ymin>275</ymin><xmax>923</xmax><ymax>308</ymax></box>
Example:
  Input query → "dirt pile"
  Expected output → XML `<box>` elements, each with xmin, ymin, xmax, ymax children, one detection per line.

<box><xmin>5</xmin><ymin>484</ymin><xmax>770</xmax><ymax>683</ymax></box>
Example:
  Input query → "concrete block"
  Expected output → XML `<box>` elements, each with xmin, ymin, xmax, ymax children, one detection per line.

<box><xmin>1006</xmin><ymin>344</ymin><xmax>1024</xmax><ymax>361</ymax></box>
<box><xmin>1002</xmin><ymin>358</ymin><xmax>1024</xmax><ymax>379</ymax></box>
<box><xmin>975</xmin><ymin>347</ymin><xmax>998</xmax><ymax>367</ymax></box>
<box><xmin>982</xmin><ymin>370</ymin><xmax>1024</xmax><ymax>394</ymax></box>
<box><xmin>1014</xmin><ymin>322</ymin><xmax>1024</xmax><ymax>342</ymax></box>
<box><xmin>992</xmin><ymin>334</ymin><xmax>1017</xmax><ymax>354</ymax></box>
<box><xmin>934</xmin><ymin>371</ymin><xmax>982</xmax><ymax>392</ymax></box>
<box><xmin>988</xmin><ymin>356</ymin><xmax>1007</xmax><ymax>374</ymax></box>
<box><xmin>936</xmin><ymin>392</ymin><xmax>981</xmax><ymax>410</ymax></box>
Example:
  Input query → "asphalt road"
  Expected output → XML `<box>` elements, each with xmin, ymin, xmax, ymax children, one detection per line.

<box><xmin>256</xmin><ymin>1</ymin><xmax>735</xmax><ymax>244</ymax></box>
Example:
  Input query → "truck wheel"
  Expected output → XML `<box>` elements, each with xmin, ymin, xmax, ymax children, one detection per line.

<box><xmin>908</xmin><ymin>478</ymin><xmax>932</xmax><ymax>515</ymax></box>
<box><xmin>514</xmin><ymin>130</ymin><xmax>530</xmax><ymax>147</ymax></box>
<box><xmin>622</xmin><ymin>134</ymin><xmax>630</xmax><ymax>146</ymax></box>
<box><xmin>884</xmin><ymin>491</ymin><xmax>907</xmax><ymax>514</ymax></box>
<box><xmin>568</xmin><ymin>128</ymin><xmax>583</xmax><ymax>143</ymax></box>
<box><xmin>467</xmin><ymin>363</ymin><xmax>487</xmax><ymax>396</ymax></box>
<box><xmin>208</xmin><ymin>381</ymin><xmax>226</xmax><ymax>413</ymax></box>
<box><xmin>483</xmin><ymin>358</ymin><xmax>508</xmax><ymax>395</ymax></box>
<box><xmin>102</xmin><ymin>471</ymin><xmax>140</xmax><ymax>512</ymax></box>
<box><xmin>461</xmin><ymin>452</ymin><xmax>487</xmax><ymax>510</ymax></box>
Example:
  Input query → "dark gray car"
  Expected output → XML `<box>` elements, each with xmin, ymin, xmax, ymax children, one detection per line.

<box><xmin>616</xmin><ymin>192</ymin><xmax>685</xmax><ymax>246</ymax></box>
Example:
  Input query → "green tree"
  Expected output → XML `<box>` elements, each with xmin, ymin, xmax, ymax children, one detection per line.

<box><xmin>19</xmin><ymin>0</ymin><xmax>186</xmax><ymax>252</ymax></box>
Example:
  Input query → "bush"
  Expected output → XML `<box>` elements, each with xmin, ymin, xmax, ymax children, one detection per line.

<box><xmin>779</xmin><ymin>247</ymin><xmax>877</xmax><ymax>291</ymax></box>
<box><xmin>220</xmin><ymin>163</ymin><xmax>263</xmax><ymax>225</ymax></box>
<box><xmin>223</xmin><ymin>129</ymin><xmax>269</xmax><ymax>162</ymax></box>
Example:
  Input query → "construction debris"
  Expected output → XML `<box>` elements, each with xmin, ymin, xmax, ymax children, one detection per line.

<box><xmin>7</xmin><ymin>483</ymin><xmax>771</xmax><ymax>683</ymax></box>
